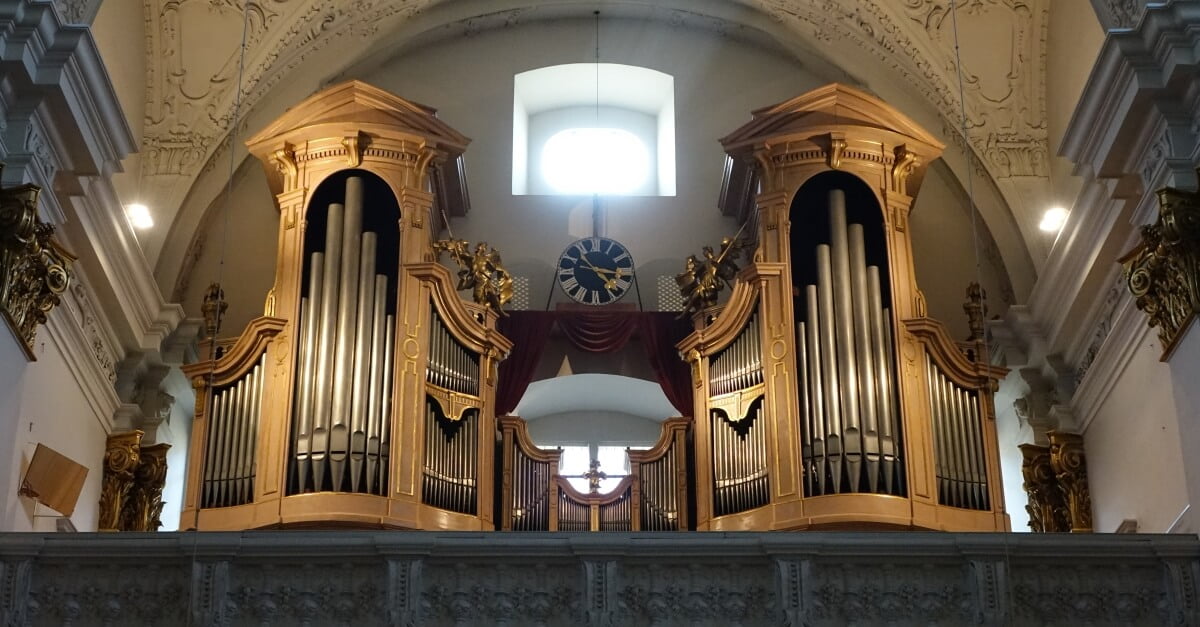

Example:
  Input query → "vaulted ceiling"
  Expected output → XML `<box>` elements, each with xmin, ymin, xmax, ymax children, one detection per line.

<box><xmin>77</xmin><ymin>0</ymin><xmax>1108</xmax><ymax>306</ymax></box>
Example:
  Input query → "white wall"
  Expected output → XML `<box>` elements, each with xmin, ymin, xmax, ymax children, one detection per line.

<box><xmin>0</xmin><ymin>314</ymin><xmax>108</xmax><ymax>532</ymax></box>
<box><xmin>527</xmin><ymin>411</ymin><xmax>664</xmax><ymax>448</ymax></box>
<box><xmin>1084</xmin><ymin>326</ymin><xmax>1190</xmax><ymax>533</ymax></box>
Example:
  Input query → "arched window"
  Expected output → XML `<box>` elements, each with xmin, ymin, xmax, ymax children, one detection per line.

<box><xmin>513</xmin><ymin>63</ymin><xmax>675</xmax><ymax>196</ymax></box>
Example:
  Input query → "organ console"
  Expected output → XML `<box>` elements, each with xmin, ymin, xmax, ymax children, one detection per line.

<box><xmin>179</xmin><ymin>80</ymin><xmax>1007</xmax><ymax>533</ymax></box>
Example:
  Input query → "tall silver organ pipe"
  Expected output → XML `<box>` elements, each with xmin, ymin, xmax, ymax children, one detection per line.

<box><xmin>202</xmin><ymin>354</ymin><xmax>267</xmax><ymax>508</ymax></box>
<box><xmin>709</xmin><ymin>314</ymin><xmax>762</xmax><ymax>396</ymax></box>
<box><xmin>798</xmin><ymin>190</ymin><xmax>903</xmax><ymax>497</ymax></box>
<box><xmin>639</xmin><ymin>442</ymin><xmax>681</xmax><ymax>531</ymax></box>
<box><xmin>927</xmin><ymin>355</ymin><xmax>989</xmax><ymax>510</ymax></box>
<box><xmin>427</xmin><ymin>307</ymin><xmax>480</xmax><ymax>395</ymax></box>
<box><xmin>421</xmin><ymin>404</ymin><xmax>479</xmax><ymax>515</ymax></box>
<box><xmin>599</xmin><ymin>486</ymin><xmax>632</xmax><ymax>532</ymax></box>
<box><xmin>558</xmin><ymin>489</ymin><xmax>589</xmax><ymax>532</ymax></box>
<box><xmin>510</xmin><ymin>445</ymin><xmax>551</xmax><ymax>531</ymax></box>
<box><xmin>711</xmin><ymin>400</ymin><xmax>769</xmax><ymax>517</ymax></box>
<box><xmin>291</xmin><ymin>176</ymin><xmax>396</xmax><ymax>495</ymax></box>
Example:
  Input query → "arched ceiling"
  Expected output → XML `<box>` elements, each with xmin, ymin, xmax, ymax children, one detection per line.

<box><xmin>80</xmin><ymin>0</ymin><xmax>1096</xmax><ymax>304</ymax></box>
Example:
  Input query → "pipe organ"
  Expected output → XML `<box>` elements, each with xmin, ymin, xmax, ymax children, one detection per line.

<box><xmin>499</xmin><ymin>417</ymin><xmax>690</xmax><ymax>532</ymax></box>
<box><xmin>181</xmin><ymin>81</ymin><xmax>511</xmax><ymax>530</ymax></box>
<box><xmin>680</xmin><ymin>83</ymin><xmax>1009</xmax><ymax>531</ymax></box>
<box><xmin>179</xmin><ymin>79</ymin><xmax>1007</xmax><ymax>534</ymax></box>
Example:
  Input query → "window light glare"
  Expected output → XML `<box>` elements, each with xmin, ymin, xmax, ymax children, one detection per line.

<box><xmin>126</xmin><ymin>203</ymin><xmax>154</xmax><ymax>230</ymax></box>
<box><xmin>541</xmin><ymin>128</ymin><xmax>649</xmax><ymax>195</ymax></box>
<box><xmin>1039</xmin><ymin>207</ymin><xmax>1068</xmax><ymax>233</ymax></box>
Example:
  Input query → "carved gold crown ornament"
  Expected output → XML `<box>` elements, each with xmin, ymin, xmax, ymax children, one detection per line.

<box><xmin>1121</xmin><ymin>181</ymin><xmax>1200</xmax><ymax>359</ymax></box>
<box><xmin>0</xmin><ymin>165</ymin><xmax>74</xmax><ymax>359</ymax></box>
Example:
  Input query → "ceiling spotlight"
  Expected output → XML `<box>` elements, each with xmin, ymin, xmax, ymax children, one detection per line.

<box><xmin>126</xmin><ymin>203</ymin><xmax>153</xmax><ymax>230</ymax></box>
<box><xmin>1039</xmin><ymin>207</ymin><xmax>1067</xmax><ymax>233</ymax></box>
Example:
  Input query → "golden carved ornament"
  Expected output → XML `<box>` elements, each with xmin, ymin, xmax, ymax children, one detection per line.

<box><xmin>1048</xmin><ymin>431</ymin><xmax>1093</xmax><ymax>533</ymax></box>
<box><xmin>676</xmin><ymin>235</ymin><xmax>751</xmax><ymax>317</ymax></box>
<box><xmin>0</xmin><ymin>167</ymin><xmax>74</xmax><ymax>359</ymax></box>
<box><xmin>120</xmin><ymin>443</ymin><xmax>171</xmax><ymax>532</ymax></box>
<box><xmin>432</xmin><ymin>238</ymin><xmax>513</xmax><ymax>316</ymax></box>
<box><xmin>201</xmin><ymin>282</ymin><xmax>228</xmax><ymax>339</ymax></box>
<box><xmin>963</xmin><ymin>282</ymin><xmax>987</xmax><ymax>343</ymax></box>
<box><xmin>98</xmin><ymin>431</ymin><xmax>143</xmax><ymax>532</ymax></box>
<box><xmin>1121</xmin><ymin>182</ymin><xmax>1200</xmax><ymax>358</ymax></box>
<box><xmin>1019</xmin><ymin>443</ymin><xmax>1069</xmax><ymax>533</ymax></box>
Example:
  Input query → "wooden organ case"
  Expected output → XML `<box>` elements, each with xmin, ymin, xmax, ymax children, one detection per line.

<box><xmin>180</xmin><ymin>81</ymin><xmax>511</xmax><ymax>530</ymax></box>
<box><xmin>679</xmin><ymin>84</ymin><xmax>1010</xmax><ymax>531</ymax></box>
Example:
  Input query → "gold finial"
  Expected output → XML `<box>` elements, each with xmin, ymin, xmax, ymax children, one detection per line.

<box><xmin>963</xmin><ymin>282</ymin><xmax>987</xmax><ymax>342</ymax></box>
<box><xmin>201</xmin><ymin>282</ymin><xmax>228</xmax><ymax>339</ymax></box>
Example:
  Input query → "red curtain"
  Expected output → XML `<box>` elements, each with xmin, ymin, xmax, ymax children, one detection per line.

<box><xmin>495</xmin><ymin>310</ymin><xmax>695</xmax><ymax>418</ymax></box>
<box><xmin>636</xmin><ymin>313</ymin><xmax>694</xmax><ymax>417</ymax></box>
<box><xmin>495</xmin><ymin>312</ymin><xmax>555</xmax><ymax>415</ymax></box>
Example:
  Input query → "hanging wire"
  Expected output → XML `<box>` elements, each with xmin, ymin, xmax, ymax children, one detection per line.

<box><xmin>190</xmin><ymin>2</ymin><xmax>253</xmax><ymax>625</ymax></box>
<box><xmin>949</xmin><ymin>1</ymin><xmax>990</xmax><ymax>356</ymax></box>
<box><xmin>949</xmin><ymin>0</ymin><xmax>1011</xmax><ymax>614</ymax></box>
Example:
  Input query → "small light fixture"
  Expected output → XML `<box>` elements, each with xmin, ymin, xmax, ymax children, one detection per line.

<box><xmin>1039</xmin><ymin>207</ymin><xmax>1068</xmax><ymax>233</ymax></box>
<box><xmin>126</xmin><ymin>203</ymin><xmax>153</xmax><ymax>229</ymax></box>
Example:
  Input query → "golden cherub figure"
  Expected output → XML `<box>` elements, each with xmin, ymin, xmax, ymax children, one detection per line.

<box><xmin>676</xmin><ymin>236</ymin><xmax>750</xmax><ymax>317</ymax></box>
<box><xmin>433</xmin><ymin>238</ymin><xmax>514</xmax><ymax>316</ymax></box>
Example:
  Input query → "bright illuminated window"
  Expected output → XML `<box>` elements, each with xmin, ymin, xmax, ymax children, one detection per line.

<box><xmin>513</xmin><ymin>64</ymin><xmax>675</xmax><ymax>196</ymax></box>
<box><xmin>541</xmin><ymin>128</ymin><xmax>650</xmax><ymax>195</ymax></box>
<box><xmin>555</xmin><ymin>444</ymin><xmax>643</xmax><ymax>495</ymax></box>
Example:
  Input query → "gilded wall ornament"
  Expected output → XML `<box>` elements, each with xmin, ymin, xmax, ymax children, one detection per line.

<box><xmin>120</xmin><ymin>443</ymin><xmax>171</xmax><ymax>532</ymax></box>
<box><xmin>676</xmin><ymin>235</ymin><xmax>750</xmax><ymax>317</ymax></box>
<box><xmin>98</xmin><ymin>431</ymin><xmax>143</xmax><ymax>532</ymax></box>
<box><xmin>0</xmin><ymin>167</ymin><xmax>74</xmax><ymax>359</ymax></box>
<box><xmin>432</xmin><ymin>239</ymin><xmax>513</xmax><ymax>316</ymax></box>
<box><xmin>1121</xmin><ymin>183</ymin><xmax>1200</xmax><ymax>358</ymax></box>
<box><xmin>1019</xmin><ymin>443</ymin><xmax>1069</xmax><ymax>533</ymax></box>
<box><xmin>1048</xmin><ymin>431</ymin><xmax>1093</xmax><ymax>533</ymax></box>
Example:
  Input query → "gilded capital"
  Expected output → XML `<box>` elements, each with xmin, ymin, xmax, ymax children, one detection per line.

<box><xmin>121</xmin><ymin>443</ymin><xmax>171</xmax><ymax>532</ymax></box>
<box><xmin>0</xmin><ymin>168</ymin><xmax>74</xmax><ymax>360</ymax></box>
<box><xmin>1121</xmin><ymin>183</ymin><xmax>1200</xmax><ymax>358</ymax></box>
<box><xmin>1048</xmin><ymin>431</ymin><xmax>1093</xmax><ymax>533</ymax></box>
<box><xmin>1019</xmin><ymin>443</ymin><xmax>1068</xmax><ymax>533</ymax></box>
<box><xmin>99</xmin><ymin>431</ymin><xmax>144</xmax><ymax>532</ymax></box>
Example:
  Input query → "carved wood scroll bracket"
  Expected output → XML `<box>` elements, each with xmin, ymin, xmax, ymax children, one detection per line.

<box><xmin>0</xmin><ymin>166</ymin><xmax>74</xmax><ymax>360</ymax></box>
<box><xmin>1121</xmin><ymin>183</ymin><xmax>1200</xmax><ymax>359</ymax></box>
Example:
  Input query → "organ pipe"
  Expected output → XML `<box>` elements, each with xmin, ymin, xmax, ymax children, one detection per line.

<box><xmin>288</xmin><ymin>177</ymin><xmax>395</xmax><ymax>496</ymax></box>
<box><xmin>202</xmin><ymin>355</ymin><xmax>266</xmax><ymax>509</ymax></box>
<box><xmin>927</xmin><ymin>355</ymin><xmax>990</xmax><ymax>511</ymax></box>
<box><xmin>797</xmin><ymin>190</ymin><xmax>903</xmax><ymax>498</ymax></box>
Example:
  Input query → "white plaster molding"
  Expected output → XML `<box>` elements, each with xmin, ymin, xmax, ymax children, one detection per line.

<box><xmin>1072</xmin><ymin>292</ymin><xmax>1147</xmax><ymax>434</ymax></box>
<box><xmin>41</xmin><ymin>302</ymin><xmax>121</xmax><ymax>434</ymax></box>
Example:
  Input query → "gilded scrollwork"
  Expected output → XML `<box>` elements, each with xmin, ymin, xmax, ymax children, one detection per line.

<box><xmin>120</xmin><ymin>443</ymin><xmax>171</xmax><ymax>532</ymax></box>
<box><xmin>0</xmin><ymin>169</ymin><xmax>74</xmax><ymax>359</ymax></box>
<box><xmin>1121</xmin><ymin>184</ymin><xmax>1200</xmax><ymax>357</ymax></box>
<box><xmin>1019</xmin><ymin>443</ymin><xmax>1069</xmax><ymax>533</ymax></box>
<box><xmin>98</xmin><ymin>431</ymin><xmax>143</xmax><ymax>532</ymax></box>
<box><xmin>1048</xmin><ymin>431</ymin><xmax>1093</xmax><ymax>533</ymax></box>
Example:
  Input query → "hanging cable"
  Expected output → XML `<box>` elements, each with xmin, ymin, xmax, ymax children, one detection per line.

<box><xmin>949</xmin><ymin>1</ymin><xmax>990</xmax><ymax>357</ymax></box>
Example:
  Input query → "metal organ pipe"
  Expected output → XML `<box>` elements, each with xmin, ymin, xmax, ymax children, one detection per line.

<box><xmin>287</xmin><ymin>177</ymin><xmax>396</xmax><ymax>497</ymax></box>
<box><xmin>796</xmin><ymin>189</ymin><xmax>904</xmax><ymax>497</ymax></box>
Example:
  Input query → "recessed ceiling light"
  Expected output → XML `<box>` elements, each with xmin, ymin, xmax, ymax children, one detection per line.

<box><xmin>1039</xmin><ymin>207</ymin><xmax>1068</xmax><ymax>233</ymax></box>
<box><xmin>126</xmin><ymin>203</ymin><xmax>153</xmax><ymax>230</ymax></box>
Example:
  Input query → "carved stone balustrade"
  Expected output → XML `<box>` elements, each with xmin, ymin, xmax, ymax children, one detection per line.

<box><xmin>1</xmin><ymin>532</ymin><xmax>1197</xmax><ymax>626</ymax></box>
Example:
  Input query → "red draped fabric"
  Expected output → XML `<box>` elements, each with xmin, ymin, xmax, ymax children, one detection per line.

<box><xmin>555</xmin><ymin>311</ymin><xmax>640</xmax><ymax>352</ymax></box>
<box><xmin>636</xmin><ymin>313</ymin><xmax>694</xmax><ymax>416</ymax></box>
<box><xmin>495</xmin><ymin>312</ymin><xmax>555</xmax><ymax>415</ymax></box>
<box><xmin>495</xmin><ymin>310</ymin><xmax>695</xmax><ymax>418</ymax></box>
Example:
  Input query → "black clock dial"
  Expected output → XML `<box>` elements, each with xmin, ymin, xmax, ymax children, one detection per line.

<box><xmin>557</xmin><ymin>237</ymin><xmax>635</xmax><ymax>305</ymax></box>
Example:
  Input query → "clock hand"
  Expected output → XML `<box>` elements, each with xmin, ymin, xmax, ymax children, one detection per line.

<box><xmin>580</xmin><ymin>255</ymin><xmax>618</xmax><ymax>276</ymax></box>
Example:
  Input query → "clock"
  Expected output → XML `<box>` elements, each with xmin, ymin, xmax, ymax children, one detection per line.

<box><xmin>556</xmin><ymin>237</ymin><xmax>635</xmax><ymax>305</ymax></box>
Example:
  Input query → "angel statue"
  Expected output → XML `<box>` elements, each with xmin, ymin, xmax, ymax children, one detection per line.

<box><xmin>676</xmin><ymin>235</ymin><xmax>750</xmax><ymax>317</ymax></box>
<box><xmin>433</xmin><ymin>238</ymin><xmax>514</xmax><ymax>316</ymax></box>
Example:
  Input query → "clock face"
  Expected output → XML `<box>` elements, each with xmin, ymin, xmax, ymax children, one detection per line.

<box><xmin>557</xmin><ymin>237</ymin><xmax>635</xmax><ymax>305</ymax></box>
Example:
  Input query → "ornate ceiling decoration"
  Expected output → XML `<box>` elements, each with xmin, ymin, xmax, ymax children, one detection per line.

<box><xmin>134</xmin><ymin>0</ymin><xmax>1053</xmax><ymax>290</ymax></box>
